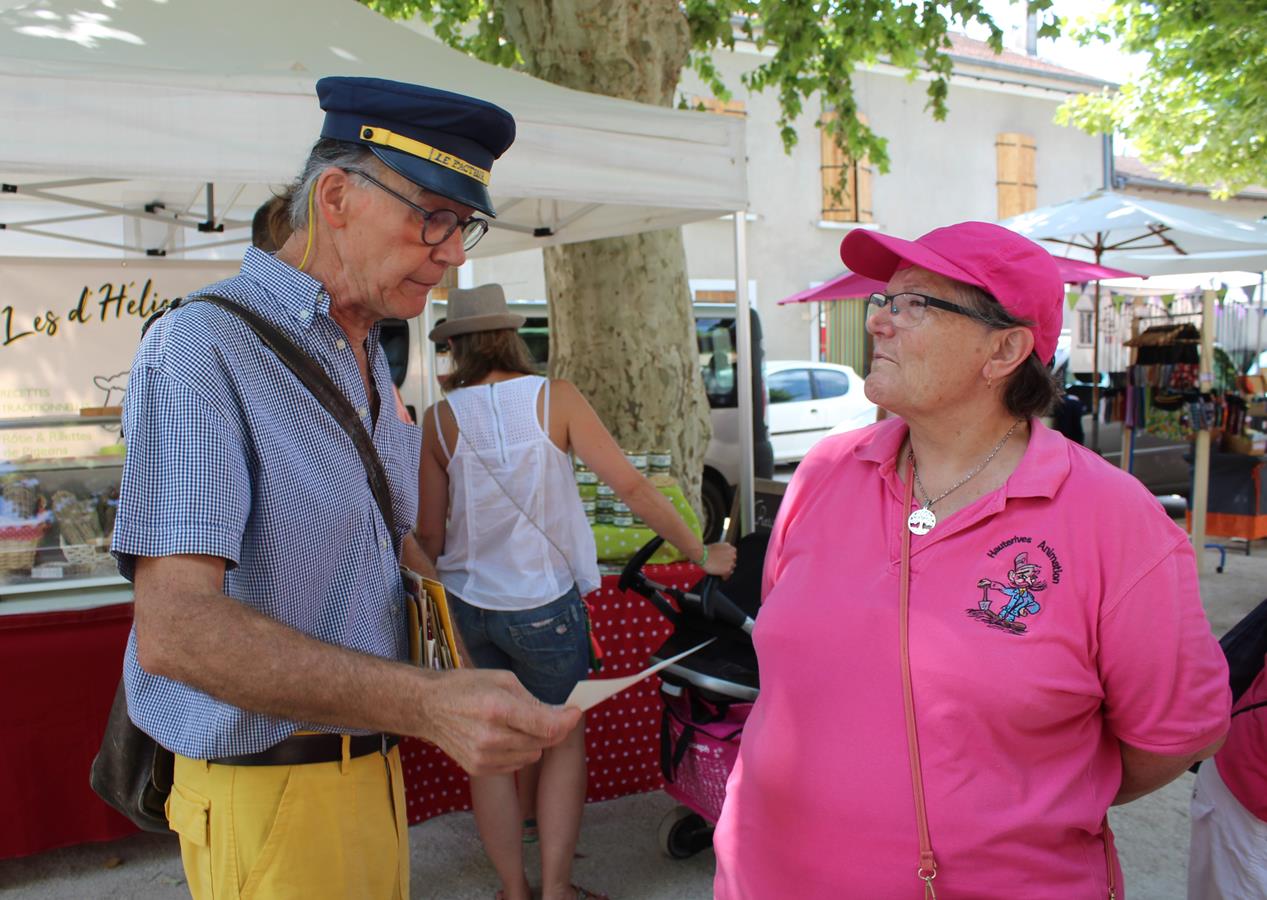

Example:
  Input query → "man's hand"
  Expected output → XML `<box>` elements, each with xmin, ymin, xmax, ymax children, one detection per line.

<box><xmin>414</xmin><ymin>669</ymin><xmax>582</xmax><ymax>775</ymax></box>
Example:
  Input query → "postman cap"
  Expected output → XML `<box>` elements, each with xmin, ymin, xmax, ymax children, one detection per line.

<box><xmin>317</xmin><ymin>76</ymin><xmax>515</xmax><ymax>217</ymax></box>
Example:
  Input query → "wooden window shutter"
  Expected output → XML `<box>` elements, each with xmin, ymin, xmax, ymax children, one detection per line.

<box><xmin>821</xmin><ymin>111</ymin><xmax>871</xmax><ymax>223</ymax></box>
<box><xmin>996</xmin><ymin>132</ymin><xmax>1037</xmax><ymax>219</ymax></box>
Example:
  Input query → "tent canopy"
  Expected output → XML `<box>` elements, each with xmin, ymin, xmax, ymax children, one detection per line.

<box><xmin>1000</xmin><ymin>190</ymin><xmax>1267</xmax><ymax>276</ymax></box>
<box><xmin>0</xmin><ymin>0</ymin><xmax>747</xmax><ymax>257</ymax></box>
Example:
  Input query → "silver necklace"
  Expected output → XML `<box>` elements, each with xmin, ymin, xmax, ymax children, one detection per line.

<box><xmin>906</xmin><ymin>419</ymin><xmax>1022</xmax><ymax>535</ymax></box>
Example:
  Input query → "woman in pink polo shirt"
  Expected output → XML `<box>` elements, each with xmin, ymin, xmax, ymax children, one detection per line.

<box><xmin>712</xmin><ymin>222</ymin><xmax>1231</xmax><ymax>899</ymax></box>
<box><xmin>1188</xmin><ymin>653</ymin><xmax>1267</xmax><ymax>898</ymax></box>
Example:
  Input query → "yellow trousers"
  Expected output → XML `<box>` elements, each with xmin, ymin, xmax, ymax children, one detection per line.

<box><xmin>167</xmin><ymin>741</ymin><xmax>409</xmax><ymax>900</ymax></box>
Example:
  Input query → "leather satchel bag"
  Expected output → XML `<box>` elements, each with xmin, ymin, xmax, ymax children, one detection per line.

<box><xmin>90</xmin><ymin>680</ymin><xmax>174</xmax><ymax>833</ymax></box>
<box><xmin>90</xmin><ymin>294</ymin><xmax>400</xmax><ymax>832</ymax></box>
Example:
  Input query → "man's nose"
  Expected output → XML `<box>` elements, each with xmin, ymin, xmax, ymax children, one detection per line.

<box><xmin>433</xmin><ymin>227</ymin><xmax>467</xmax><ymax>267</ymax></box>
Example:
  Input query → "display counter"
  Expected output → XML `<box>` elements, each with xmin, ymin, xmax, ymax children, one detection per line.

<box><xmin>0</xmin><ymin>563</ymin><xmax>695</xmax><ymax>858</ymax></box>
<box><xmin>0</xmin><ymin>415</ymin><xmax>128</xmax><ymax>615</ymax></box>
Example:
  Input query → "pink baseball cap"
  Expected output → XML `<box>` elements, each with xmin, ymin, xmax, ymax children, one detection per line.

<box><xmin>840</xmin><ymin>221</ymin><xmax>1063</xmax><ymax>363</ymax></box>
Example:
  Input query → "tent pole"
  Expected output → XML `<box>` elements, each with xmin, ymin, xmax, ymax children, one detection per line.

<box><xmin>1191</xmin><ymin>288</ymin><xmax>1216</xmax><ymax>574</ymax></box>
<box><xmin>733</xmin><ymin>211</ymin><xmax>755</xmax><ymax>536</ymax></box>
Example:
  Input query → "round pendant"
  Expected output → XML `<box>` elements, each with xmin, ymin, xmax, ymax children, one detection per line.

<box><xmin>907</xmin><ymin>507</ymin><xmax>937</xmax><ymax>535</ymax></box>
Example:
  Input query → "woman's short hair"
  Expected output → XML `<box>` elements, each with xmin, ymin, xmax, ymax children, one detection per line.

<box><xmin>953</xmin><ymin>282</ymin><xmax>1062</xmax><ymax>419</ymax></box>
<box><xmin>443</xmin><ymin>328</ymin><xmax>539</xmax><ymax>391</ymax></box>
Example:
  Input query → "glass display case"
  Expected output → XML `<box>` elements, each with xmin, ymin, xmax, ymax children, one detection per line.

<box><xmin>0</xmin><ymin>414</ymin><xmax>130</xmax><ymax>614</ymax></box>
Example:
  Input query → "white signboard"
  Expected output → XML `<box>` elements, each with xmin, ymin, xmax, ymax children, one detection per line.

<box><xmin>0</xmin><ymin>258</ymin><xmax>238</xmax><ymax>459</ymax></box>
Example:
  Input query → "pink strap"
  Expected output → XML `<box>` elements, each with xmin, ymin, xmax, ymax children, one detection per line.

<box><xmin>900</xmin><ymin>458</ymin><xmax>938</xmax><ymax>897</ymax></box>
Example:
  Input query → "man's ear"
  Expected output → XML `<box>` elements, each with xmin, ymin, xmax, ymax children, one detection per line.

<box><xmin>314</xmin><ymin>167</ymin><xmax>355</xmax><ymax>231</ymax></box>
<box><xmin>985</xmin><ymin>326</ymin><xmax>1036</xmax><ymax>382</ymax></box>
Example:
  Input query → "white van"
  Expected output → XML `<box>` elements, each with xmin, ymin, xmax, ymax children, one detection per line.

<box><xmin>383</xmin><ymin>300</ymin><xmax>773</xmax><ymax>541</ymax></box>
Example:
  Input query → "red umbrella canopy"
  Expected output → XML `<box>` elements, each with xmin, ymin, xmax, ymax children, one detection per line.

<box><xmin>779</xmin><ymin>256</ymin><xmax>1140</xmax><ymax>305</ymax></box>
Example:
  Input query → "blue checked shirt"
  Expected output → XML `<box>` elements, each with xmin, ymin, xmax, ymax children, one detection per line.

<box><xmin>112</xmin><ymin>247</ymin><xmax>422</xmax><ymax>759</ymax></box>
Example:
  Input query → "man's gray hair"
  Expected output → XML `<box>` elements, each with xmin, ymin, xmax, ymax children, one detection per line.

<box><xmin>286</xmin><ymin>139</ymin><xmax>376</xmax><ymax>231</ymax></box>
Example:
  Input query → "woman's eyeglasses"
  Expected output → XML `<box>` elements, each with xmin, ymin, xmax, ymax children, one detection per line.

<box><xmin>344</xmin><ymin>168</ymin><xmax>489</xmax><ymax>251</ymax></box>
<box><xmin>865</xmin><ymin>291</ymin><xmax>980</xmax><ymax>328</ymax></box>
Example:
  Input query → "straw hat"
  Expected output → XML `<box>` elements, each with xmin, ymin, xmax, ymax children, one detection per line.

<box><xmin>429</xmin><ymin>284</ymin><xmax>525</xmax><ymax>341</ymax></box>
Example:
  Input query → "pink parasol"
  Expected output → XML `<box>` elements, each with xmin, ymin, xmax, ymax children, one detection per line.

<box><xmin>778</xmin><ymin>256</ymin><xmax>1140</xmax><ymax>305</ymax></box>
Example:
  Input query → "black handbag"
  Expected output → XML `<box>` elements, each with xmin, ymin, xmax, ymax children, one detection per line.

<box><xmin>1221</xmin><ymin>596</ymin><xmax>1267</xmax><ymax>704</ymax></box>
<box><xmin>90</xmin><ymin>294</ymin><xmax>399</xmax><ymax>831</ymax></box>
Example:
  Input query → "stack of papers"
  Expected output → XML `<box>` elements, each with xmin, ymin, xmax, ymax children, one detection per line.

<box><xmin>402</xmin><ymin>567</ymin><xmax>462</xmax><ymax>670</ymax></box>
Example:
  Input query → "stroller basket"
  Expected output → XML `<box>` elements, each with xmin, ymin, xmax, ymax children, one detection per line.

<box><xmin>660</xmin><ymin>688</ymin><xmax>751</xmax><ymax>824</ymax></box>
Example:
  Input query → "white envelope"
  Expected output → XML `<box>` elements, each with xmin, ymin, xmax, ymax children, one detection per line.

<box><xmin>563</xmin><ymin>639</ymin><xmax>716</xmax><ymax>712</ymax></box>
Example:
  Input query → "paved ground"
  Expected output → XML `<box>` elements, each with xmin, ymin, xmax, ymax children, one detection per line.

<box><xmin>3</xmin><ymin>527</ymin><xmax>1260</xmax><ymax>899</ymax></box>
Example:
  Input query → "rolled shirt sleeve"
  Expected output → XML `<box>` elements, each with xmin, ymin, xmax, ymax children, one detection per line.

<box><xmin>112</xmin><ymin>364</ymin><xmax>251</xmax><ymax>581</ymax></box>
<box><xmin>1098</xmin><ymin>535</ymin><xmax>1231</xmax><ymax>755</ymax></box>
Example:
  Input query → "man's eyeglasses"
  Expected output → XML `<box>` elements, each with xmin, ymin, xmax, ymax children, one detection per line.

<box><xmin>865</xmin><ymin>291</ymin><xmax>980</xmax><ymax>328</ymax></box>
<box><xmin>344</xmin><ymin>168</ymin><xmax>489</xmax><ymax>251</ymax></box>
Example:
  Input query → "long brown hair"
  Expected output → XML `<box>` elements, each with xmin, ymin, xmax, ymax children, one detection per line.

<box><xmin>444</xmin><ymin>328</ymin><xmax>538</xmax><ymax>390</ymax></box>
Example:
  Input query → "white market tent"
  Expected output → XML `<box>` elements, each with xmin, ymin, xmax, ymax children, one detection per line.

<box><xmin>0</xmin><ymin>0</ymin><xmax>761</xmax><ymax>525</ymax></box>
<box><xmin>0</xmin><ymin>0</ymin><xmax>747</xmax><ymax>259</ymax></box>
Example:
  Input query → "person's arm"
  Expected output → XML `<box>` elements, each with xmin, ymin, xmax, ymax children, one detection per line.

<box><xmin>415</xmin><ymin>402</ymin><xmax>452</xmax><ymax>563</ymax></box>
<box><xmin>400</xmin><ymin>532</ymin><xmax>437</xmax><ymax>578</ymax></box>
<box><xmin>1113</xmin><ymin>737</ymin><xmax>1224</xmax><ymax>805</ymax></box>
<box><xmin>132</xmin><ymin>553</ymin><xmax>579</xmax><ymax>774</ymax></box>
<box><xmin>1098</xmin><ymin>533</ymin><xmax>1231</xmax><ymax>804</ymax></box>
<box><xmin>555</xmin><ymin>380</ymin><xmax>735</xmax><ymax>576</ymax></box>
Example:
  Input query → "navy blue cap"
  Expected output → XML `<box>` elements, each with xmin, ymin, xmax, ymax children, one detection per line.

<box><xmin>316</xmin><ymin>76</ymin><xmax>515</xmax><ymax>217</ymax></box>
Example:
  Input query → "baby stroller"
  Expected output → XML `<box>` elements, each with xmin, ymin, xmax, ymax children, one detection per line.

<box><xmin>618</xmin><ymin>533</ymin><xmax>766</xmax><ymax>859</ymax></box>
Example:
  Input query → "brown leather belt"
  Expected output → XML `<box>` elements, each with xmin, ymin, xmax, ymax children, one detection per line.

<box><xmin>210</xmin><ymin>732</ymin><xmax>399</xmax><ymax>767</ymax></box>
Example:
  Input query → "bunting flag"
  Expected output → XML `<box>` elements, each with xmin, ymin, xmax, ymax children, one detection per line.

<box><xmin>1217</xmin><ymin>286</ymin><xmax>1229</xmax><ymax>305</ymax></box>
<box><xmin>1065</xmin><ymin>287</ymin><xmax>1082</xmax><ymax>311</ymax></box>
<box><xmin>1161</xmin><ymin>293</ymin><xmax>1176</xmax><ymax>310</ymax></box>
<box><xmin>1110</xmin><ymin>292</ymin><xmax>1126</xmax><ymax>312</ymax></box>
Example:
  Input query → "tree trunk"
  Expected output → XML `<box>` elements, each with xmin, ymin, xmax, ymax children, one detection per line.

<box><xmin>542</xmin><ymin>231</ymin><xmax>710</xmax><ymax>509</ymax></box>
<box><xmin>500</xmin><ymin>0</ymin><xmax>711</xmax><ymax>516</ymax></box>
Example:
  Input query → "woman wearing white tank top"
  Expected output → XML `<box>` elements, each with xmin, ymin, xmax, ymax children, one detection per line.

<box><xmin>416</xmin><ymin>285</ymin><xmax>736</xmax><ymax>900</ymax></box>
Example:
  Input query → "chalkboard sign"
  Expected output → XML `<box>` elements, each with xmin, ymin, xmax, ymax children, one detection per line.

<box><xmin>726</xmin><ymin>477</ymin><xmax>788</xmax><ymax>541</ymax></box>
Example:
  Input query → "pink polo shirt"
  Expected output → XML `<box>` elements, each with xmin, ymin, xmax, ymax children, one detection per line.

<box><xmin>713</xmin><ymin>418</ymin><xmax>1229</xmax><ymax>899</ymax></box>
<box><xmin>1216</xmin><ymin>656</ymin><xmax>1267</xmax><ymax>821</ymax></box>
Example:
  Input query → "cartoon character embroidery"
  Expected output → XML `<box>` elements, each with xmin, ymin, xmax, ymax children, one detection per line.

<box><xmin>969</xmin><ymin>551</ymin><xmax>1047</xmax><ymax>635</ymax></box>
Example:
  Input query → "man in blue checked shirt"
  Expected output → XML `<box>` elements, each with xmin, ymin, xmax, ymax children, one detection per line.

<box><xmin>112</xmin><ymin>76</ymin><xmax>580</xmax><ymax>900</ymax></box>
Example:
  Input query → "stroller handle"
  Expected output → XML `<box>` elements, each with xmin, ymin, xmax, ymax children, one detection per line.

<box><xmin>619</xmin><ymin>536</ymin><xmax>755</xmax><ymax>636</ymax></box>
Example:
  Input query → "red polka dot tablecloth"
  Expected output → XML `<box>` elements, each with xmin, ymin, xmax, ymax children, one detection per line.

<box><xmin>399</xmin><ymin>563</ymin><xmax>699</xmax><ymax>824</ymax></box>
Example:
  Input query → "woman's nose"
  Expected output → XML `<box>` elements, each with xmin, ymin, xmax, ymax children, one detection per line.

<box><xmin>865</xmin><ymin>307</ymin><xmax>894</xmax><ymax>337</ymax></box>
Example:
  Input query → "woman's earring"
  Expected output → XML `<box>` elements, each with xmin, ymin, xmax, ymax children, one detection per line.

<box><xmin>986</xmin><ymin>373</ymin><xmax>994</xmax><ymax>390</ymax></box>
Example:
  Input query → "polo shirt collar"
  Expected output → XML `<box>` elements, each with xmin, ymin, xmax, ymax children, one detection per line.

<box><xmin>241</xmin><ymin>246</ymin><xmax>331</xmax><ymax>328</ymax></box>
<box><xmin>853</xmin><ymin>414</ymin><xmax>1070</xmax><ymax>501</ymax></box>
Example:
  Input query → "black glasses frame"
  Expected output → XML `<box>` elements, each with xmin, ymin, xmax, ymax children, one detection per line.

<box><xmin>344</xmin><ymin>167</ymin><xmax>489</xmax><ymax>251</ymax></box>
<box><xmin>865</xmin><ymin>291</ymin><xmax>980</xmax><ymax>323</ymax></box>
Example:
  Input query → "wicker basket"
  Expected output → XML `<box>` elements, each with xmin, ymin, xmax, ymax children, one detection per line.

<box><xmin>1</xmin><ymin>477</ymin><xmax>43</xmax><ymax>519</ymax></box>
<box><xmin>60</xmin><ymin>535</ymin><xmax>108</xmax><ymax>568</ymax></box>
<box><xmin>52</xmin><ymin>491</ymin><xmax>104</xmax><ymax>546</ymax></box>
<box><xmin>0</xmin><ymin>520</ymin><xmax>51</xmax><ymax>573</ymax></box>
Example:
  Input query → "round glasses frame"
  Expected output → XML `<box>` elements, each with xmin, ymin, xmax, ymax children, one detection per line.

<box><xmin>865</xmin><ymin>291</ymin><xmax>980</xmax><ymax>328</ymax></box>
<box><xmin>344</xmin><ymin>167</ymin><xmax>490</xmax><ymax>251</ymax></box>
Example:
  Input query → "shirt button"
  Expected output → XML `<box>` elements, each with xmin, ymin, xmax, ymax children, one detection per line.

<box><xmin>299</xmin><ymin>309</ymin><xmax>310</xmax><ymax>319</ymax></box>
<box><xmin>357</xmin><ymin>405</ymin><xmax>369</xmax><ymax>418</ymax></box>
<box><xmin>335</xmin><ymin>339</ymin><xmax>347</xmax><ymax>350</ymax></box>
<box><xmin>381</xmin><ymin>538</ymin><xmax>389</xmax><ymax>550</ymax></box>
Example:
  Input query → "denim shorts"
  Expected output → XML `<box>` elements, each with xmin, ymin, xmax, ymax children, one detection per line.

<box><xmin>449</xmin><ymin>585</ymin><xmax>590</xmax><ymax>705</ymax></box>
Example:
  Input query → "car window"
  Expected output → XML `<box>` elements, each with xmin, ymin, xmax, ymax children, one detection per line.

<box><xmin>813</xmin><ymin>369</ymin><xmax>850</xmax><ymax>399</ymax></box>
<box><xmin>697</xmin><ymin>317</ymin><xmax>738</xmax><ymax>407</ymax></box>
<box><xmin>767</xmin><ymin>369</ymin><xmax>812</xmax><ymax>403</ymax></box>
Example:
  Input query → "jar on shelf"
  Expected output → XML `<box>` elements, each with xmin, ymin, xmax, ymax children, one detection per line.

<box><xmin>574</xmin><ymin>461</ymin><xmax>598</xmax><ymax>485</ymax></box>
<box><xmin>624</xmin><ymin>450</ymin><xmax>648</xmax><ymax>473</ymax></box>
<box><xmin>648</xmin><ymin>448</ymin><xmax>671</xmax><ymax>474</ymax></box>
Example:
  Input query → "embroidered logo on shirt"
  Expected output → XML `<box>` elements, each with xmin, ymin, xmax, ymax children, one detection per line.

<box><xmin>967</xmin><ymin>544</ymin><xmax>1060</xmax><ymax>636</ymax></box>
